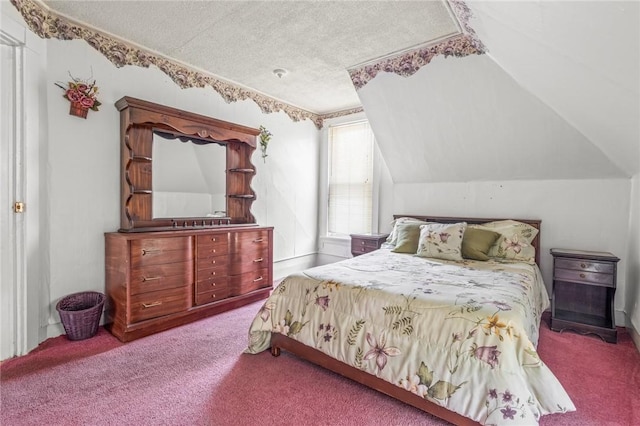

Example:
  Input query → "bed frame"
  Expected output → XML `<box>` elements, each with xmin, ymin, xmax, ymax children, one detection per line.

<box><xmin>270</xmin><ymin>215</ymin><xmax>542</xmax><ymax>426</ymax></box>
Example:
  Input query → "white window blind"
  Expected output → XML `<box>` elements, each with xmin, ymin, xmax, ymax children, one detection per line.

<box><xmin>328</xmin><ymin>121</ymin><xmax>374</xmax><ymax>236</ymax></box>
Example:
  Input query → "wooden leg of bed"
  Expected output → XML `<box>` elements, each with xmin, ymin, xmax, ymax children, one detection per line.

<box><xmin>270</xmin><ymin>346</ymin><xmax>281</xmax><ymax>357</ymax></box>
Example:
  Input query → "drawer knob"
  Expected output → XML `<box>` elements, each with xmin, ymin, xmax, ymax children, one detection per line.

<box><xmin>211</xmin><ymin>294</ymin><xmax>216</xmax><ymax>298</ymax></box>
<box><xmin>211</xmin><ymin>237</ymin><xmax>217</xmax><ymax>242</ymax></box>
<box><xmin>580</xmin><ymin>263</ymin><xmax>586</xmax><ymax>268</ymax></box>
<box><xmin>361</xmin><ymin>241</ymin><xmax>365</xmax><ymax>245</ymax></box>
<box><xmin>210</xmin><ymin>271</ymin><xmax>216</xmax><ymax>276</ymax></box>
<box><xmin>580</xmin><ymin>273</ymin><xmax>586</xmax><ymax>278</ymax></box>
<box><xmin>253</xmin><ymin>276</ymin><xmax>263</xmax><ymax>282</ymax></box>
<box><xmin>142</xmin><ymin>276</ymin><xmax>161</xmax><ymax>282</ymax></box>
<box><xmin>210</xmin><ymin>249</ymin><xmax>217</xmax><ymax>254</ymax></box>
<box><xmin>142</xmin><ymin>301</ymin><xmax>162</xmax><ymax>308</ymax></box>
<box><xmin>210</xmin><ymin>282</ymin><xmax>216</xmax><ymax>287</ymax></box>
<box><xmin>211</xmin><ymin>259</ymin><xmax>216</xmax><ymax>264</ymax></box>
<box><xmin>253</xmin><ymin>258</ymin><xmax>263</xmax><ymax>263</ymax></box>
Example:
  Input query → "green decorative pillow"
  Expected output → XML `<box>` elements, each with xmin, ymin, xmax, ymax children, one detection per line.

<box><xmin>387</xmin><ymin>217</ymin><xmax>428</xmax><ymax>246</ymax></box>
<box><xmin>416</xmin><ymin>222</ymin><xmax>466</xmax><ymax>261</ymax></box>
<box><xmin>391</xmin><ymin>222</ymin><xmax>423</xmax><ymax>253</ymax></box>
<box><xmin>462</xmin><ymin>227</ymin><xmax>500</xmax><ymax>261</ymax></box>
<box><xmin>482</xmin><ymin>220</ymin><xmax>539</xmax><ymax>263</ymax></box>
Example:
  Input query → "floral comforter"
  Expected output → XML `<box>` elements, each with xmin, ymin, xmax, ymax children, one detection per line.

<box><xmin>246</xmin><ymin>249</ymin><xmax>575</xmax><ymax>425</ymax></box>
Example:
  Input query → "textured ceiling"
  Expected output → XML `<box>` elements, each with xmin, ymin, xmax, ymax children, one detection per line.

<box><xmin>42</xmin><ymin>0</ymin><xmax>461</xmax><ymax>114</ymax></box>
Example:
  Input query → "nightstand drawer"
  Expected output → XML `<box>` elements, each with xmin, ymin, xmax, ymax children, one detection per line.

<box><xmin>554</xmin><ymin>268</ymin><xmax>614</xmax><ymax>287</ymax></box>
<box><xmin>555</xmin><ymin>258</ymin><xmax>615</xmax><ymax>274</ymax></box>
<box><xmin>352</xmin><ymin>238</ymin><xmax>380</xmax><ymax>249</ymax></box>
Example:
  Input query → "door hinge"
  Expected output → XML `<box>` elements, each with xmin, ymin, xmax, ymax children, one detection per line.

<box><xmin>14</xmin><ymin>202</ymin><xmax>24</xmax><ymax>213</ymax></box>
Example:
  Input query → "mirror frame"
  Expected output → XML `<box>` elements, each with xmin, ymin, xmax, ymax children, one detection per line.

<box><xmin>116</xmin><ymin>96</ymin><xmax>259</xmax><ymax>232</ymax></box>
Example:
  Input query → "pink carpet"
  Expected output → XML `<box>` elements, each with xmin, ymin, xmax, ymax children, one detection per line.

<box><xmin>1</xmin><ymin>302</ymin><xmax>638</xmax><ymax>425</ymax></box>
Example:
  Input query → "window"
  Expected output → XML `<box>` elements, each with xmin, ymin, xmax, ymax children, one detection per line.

<box><xmin>327</xmin><ymin>120</ymin><xmax>374</xmax><ymax>236</ymax></box>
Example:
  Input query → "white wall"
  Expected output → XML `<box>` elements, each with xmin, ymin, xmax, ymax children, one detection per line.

<box><xmin>38</xmin><ymin>37</ymin><xmax>319</xmax><ymax>339</ymax></box>
<box><xmin>392</xmin><ymin>179</ymin><xmax>631</xmax><ymax>325</ymax></box>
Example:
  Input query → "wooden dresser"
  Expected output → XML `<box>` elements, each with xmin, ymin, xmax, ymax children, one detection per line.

<box><xmin>550</xmin><ymin>248</ymin><xmax>619</xmax><ymax>343</ymax></box>
<box><xmin>105</xmin><ymin>226</ymin><xmax>273</xmax><ymax>342</ymax></box>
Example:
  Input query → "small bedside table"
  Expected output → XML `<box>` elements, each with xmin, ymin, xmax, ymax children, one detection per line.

<box><xmin>350</xmin><ymin>233</ymin><xmax>389</xmax><ymax>257</ymax></box>
<box><xmin>550</xmin><ymin>248</ymin><xmax>619</xmax><ymax>343</ymax></box>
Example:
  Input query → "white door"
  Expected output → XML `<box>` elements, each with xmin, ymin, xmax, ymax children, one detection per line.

<box><xmin>0</xmin><ymin>31</ymin><xmax>25</xmax><ymax>360</ymax></box>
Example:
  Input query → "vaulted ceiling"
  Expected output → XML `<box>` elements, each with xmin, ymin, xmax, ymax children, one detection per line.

<box><xmin>358</xmin><ymin>1</ymin><xmax>639</xmax><ymax>182</ymax></box>
<box><xmin>15</xmin><ymin>0</ymin><xmax>640</xmax><ymax>183</ymax></box>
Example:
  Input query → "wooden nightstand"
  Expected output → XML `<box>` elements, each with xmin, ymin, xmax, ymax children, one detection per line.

<box><xmin>550</xmin><ymin>248</ymin><xmax>619</xmax><ymax>343</ymax></box>
<box><xmin>350</xmin><ymin>233</ymin><xmax>389</xmax><ymax>257</ymax></box>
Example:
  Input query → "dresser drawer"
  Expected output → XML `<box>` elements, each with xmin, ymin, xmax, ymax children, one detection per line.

<box><xmin>130</xmin><ymin>286</ymin><xmax>190</xmax><ymax>323</ymax></box>
<box><xmin>195</xmin><ymin>276</ymin><xmax>229</xmax><ymax>294</ymax></box>
<box><xmin>229</xmin><ymin>268</ymin><xmax>269</xmax><ymax>296</ymax></box>
<box><xmin>197</xmin><ymin>233</ymin><xmax>228</xmax><ymax>249</ymax></box>
<box><xmin>130</xmin><ymin>262</ymin><xmax>193</xmax><ymax>295</ymax></box>
<box><xmin>230</xmin><ymin>230</ymin><xmax>270</xmax><ymax>253</ymax></box>
<box><xmin>554</xmin><ymin>258</ymin><xmax>614</xmax><ymax>274</ymax></box>
<box><xmin>228</xmin><ymin>248</ymin><xmax>268</xmax><ymax>275</ymax></box>
<box><xmin>196</xmin><ymin>255</ymin><xmax>229</xmax><ymax>270</ymax></box>
<box><xmin>197</xmin><ymin>265</ymin><xmax>229</xmax><ymax>281</ymax></box>
<box><xmin>554</xmin><ymin>268</ymin><xmax>615</xmax><ymax>287</ymax></box>
<box><xmin>194</xmin><ymin>287</ymin><xmax>230</xmax><ymax>306</ymax></box>
<box><xmin>131</xmin><ymin>237</ymin><xmax>192</xmax><ymax>268</ymax></box>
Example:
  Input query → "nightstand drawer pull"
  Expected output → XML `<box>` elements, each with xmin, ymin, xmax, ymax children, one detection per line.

<box><xmin>580</xmin><ymin>273</ymin><xmax>586</xmax><ymax>278</ymax></box>
<box><xmin>142</xmin><ymin>301</ymin><xmax>162</xmax><ymax>308</ymax></box>
<box><xmin>253</xmin><ymin>276</ymin><xmax>263</xmax><ymax>282</ymax></box>
<box><xmin>253</xmin><ymin>238</ymin><xmax>264</xmax><ymax>243</ymax></box>
<box><xmin>580</xmin><ymin>263</ymin><xmax>586</xmax><ymax>268</ymax></box>
<box><xmin>253</xmin><ymin>258</ymin><xmax>263</xmax><ymax>263</ymax></box>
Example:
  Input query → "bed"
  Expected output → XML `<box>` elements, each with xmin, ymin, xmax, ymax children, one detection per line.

<box><xmin>246</xmin><ymin>216</ymin><xmax>575</xmax><ymax>425</ymax></box>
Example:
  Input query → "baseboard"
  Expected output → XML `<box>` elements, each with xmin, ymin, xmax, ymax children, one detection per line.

<box><xmin>629</xmin><ymin>323</ymin><xmax>640</xmax><ymax>354</ymax></box>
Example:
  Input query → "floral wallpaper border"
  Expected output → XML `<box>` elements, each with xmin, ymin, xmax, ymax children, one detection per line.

<box><xmin>348</xmin><ymin>0</ymin><xmax>486</xmax><ymax>89</ymax></box>
<box><xmin>11</xmin><ymin>0</ymin><xmax>481</xmax><ymax>126</ymax></box>
<box><xmin>9</xmin><ymin>0</ymin><xmax>337</xmax><ymax>128</ymax></box>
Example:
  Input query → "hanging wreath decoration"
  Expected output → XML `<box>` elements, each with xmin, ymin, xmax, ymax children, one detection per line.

<box><xmin>55</xmin><ymin>71</ymin><xmax>101</xmax><ymax>119</ymax></box>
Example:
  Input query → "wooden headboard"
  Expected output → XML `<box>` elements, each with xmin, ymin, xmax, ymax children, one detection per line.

<box><xmin>393</xmin><ymin>215</ymin><xmax>542</xmax><ymax>266</ymax></box>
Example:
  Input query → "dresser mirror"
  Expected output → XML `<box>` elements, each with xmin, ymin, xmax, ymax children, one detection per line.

<box><xmin>116</xmin><ymin>96</ymin><xmax>258</xmax><ymax>232</ymax></box>
<box><xmin>152</xmin><ymin>131</ymin><xmax>227</xmax><ymax>219</ymax></box>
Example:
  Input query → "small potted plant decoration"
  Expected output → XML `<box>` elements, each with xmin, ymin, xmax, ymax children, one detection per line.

<box><xmin>55</xmin><ymin>72</ymin><xmax>101</xmax><ymax>119</ymax></box>
<box><xmin>259</xmin><ymin>125</ymin><xmax>272</xmax><ymax>162</ymax></box>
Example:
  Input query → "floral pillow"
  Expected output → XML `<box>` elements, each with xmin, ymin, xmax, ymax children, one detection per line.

<box><xmin>481</xmin><ymin>220</ymin><xmax>539</xmax><ymax>263</ymax></box>
<box><xmin>416</xmin><ymin>222</ymin><xmax>467</xmax><ymax>261</ymax></box>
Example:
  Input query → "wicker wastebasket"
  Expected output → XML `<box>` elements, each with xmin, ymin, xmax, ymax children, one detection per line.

<box><xmin>56</xmin><ymin>291</ymin><xmax>105</xmax><ymax>341</ymax></box>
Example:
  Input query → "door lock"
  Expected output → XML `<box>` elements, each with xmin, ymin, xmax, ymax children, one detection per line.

<box><xmin>14</xmin><ymin>202</ymin><xmax>24</xmax><ymax>213</ymax></box>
